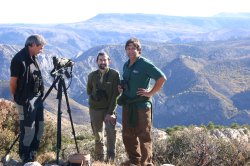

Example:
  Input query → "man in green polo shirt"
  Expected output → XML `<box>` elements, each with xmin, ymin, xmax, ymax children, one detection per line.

<box><xmin>87</xmin><ymin>52</ymin><xmax>120</xmax><ymax>162</ymax></box>
<box><xmin>118</xmin><ymin>38</ymin><xmax>166</xmax><ymax>166</ymax></box>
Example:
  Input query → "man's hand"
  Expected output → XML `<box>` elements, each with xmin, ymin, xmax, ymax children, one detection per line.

<box><xmin>137</xmin><ymin>88</ymin><xmax>151</xmax><ymax>97</ymax></box>
<box><xmin>137</xmin><ymin>76</ymin><xmax>166</xmax><ymax>98</ymax></box>
<box><xmin>118</xmin><ymin>85</ymin><xmax>123</xmax><ymax>94</ymax></box>
<box><xmin>104</xmin><ymin>114</ymin><xmax>116</xmax><ymax>125</ymax></box>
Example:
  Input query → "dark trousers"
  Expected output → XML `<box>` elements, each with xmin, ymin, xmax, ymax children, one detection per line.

<box><xmin>15</xmin><ymin>95</ymin><xmax>44</xmax><ymax>162</ymax></box>
<box><xmin>122</xmin><ymin>107</ymin><xmax>153</xmax><ymax>166</ymax></box>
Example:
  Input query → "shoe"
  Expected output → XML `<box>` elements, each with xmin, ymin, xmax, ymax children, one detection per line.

<box><xmin>21</xmin><ymin>152</ymin><xmax>34</xmax><ymax>164</ymax></box>
<box><xmin>30</xmin><ymin>151</ymin><xmax>37</xmax><ymax>161</ymax></box>
<box><xmin>105</xmin><ymin>154</ymin><xmax>115</xmax><ymax>163</ymax></box>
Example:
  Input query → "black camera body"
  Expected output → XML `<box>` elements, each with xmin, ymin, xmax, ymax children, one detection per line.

<box><xmin>34</xmin><ymin>74</ymin><xmax>44</xmax><ymax>93</ymax></box>
<box><xmin>51</xmin><ymin>57</ymin><xmax>74</xmax><ymax>78</ymax></box>
<box><xmin>53</xmin><ymin>57</ymin><xmax>74</xmax><ymax>70</ymax></box>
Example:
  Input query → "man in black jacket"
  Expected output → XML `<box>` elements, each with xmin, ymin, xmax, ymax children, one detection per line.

<box><xmin>10</xmin><ymin>34</ymin><xmax>46</xmax><ymax>164</ymax></box>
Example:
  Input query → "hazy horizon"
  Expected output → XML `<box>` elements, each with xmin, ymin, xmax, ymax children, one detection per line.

<box><xmin>1</xmin><ymin>0</ymin><xmax>250</xmax><ymax>24</ymax></box>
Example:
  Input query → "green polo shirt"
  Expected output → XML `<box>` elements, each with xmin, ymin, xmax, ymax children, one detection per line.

<box><xmin>122</xmin><ymin>56</ymin><xmax>165</xmax><ymax>108</ymax></box>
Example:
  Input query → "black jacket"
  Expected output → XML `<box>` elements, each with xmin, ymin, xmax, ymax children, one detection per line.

<box><xmin>10</xmin><ymin>47</ymin><xmax>43</xmax><ymax>105</ymax></box>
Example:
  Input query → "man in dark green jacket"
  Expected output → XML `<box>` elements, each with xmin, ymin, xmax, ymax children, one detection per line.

<box><xmin>87</xmin><ymin>52</ymin><xmax>120</xmax><ymax>162</ymax></box>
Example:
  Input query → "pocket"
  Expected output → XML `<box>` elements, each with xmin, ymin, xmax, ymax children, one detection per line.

<box><xmin>104</xmin><ymin>81</ymin><xmax>112</xmax><ymax>89</ymax></box>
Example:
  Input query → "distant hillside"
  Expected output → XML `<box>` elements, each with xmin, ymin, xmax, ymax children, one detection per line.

<box><xmin>2</xmin><ymin>38</ymin><xmax>250</xmax><ymax>127</ymax></box>
<box><xmin>1</xmin><ymin>13</ymin><xmax>250</xmax><ymax>128</ymax></box>
<box><xmin>155</xmin><ymin>56</ymin><xmax>249</xmax><ymax>126</ymax></box>
<box><xmin>1</xmin><ymin>13</ymin><xmax>250</xmax><ymax>58</ymax></box>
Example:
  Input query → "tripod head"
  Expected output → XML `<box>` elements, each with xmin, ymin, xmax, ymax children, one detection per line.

<box><xmin>50</xmin><ymin>56</ymin><xmax>74</xmax><ymax>78</ymax></box>
<box><xmin>50</xmin><ymin>56</ymin><xmax>74</xmax><ymax>90</ymax></box>
<box><xmin>51</xmin><ymin>67</ymin><xmax>72</xmax><ymax>79</ymax></box>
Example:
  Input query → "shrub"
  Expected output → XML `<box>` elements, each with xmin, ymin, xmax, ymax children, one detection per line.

<box><xmin>207</xmin><ymin>121</ymin><xmax>215</xmax><ymax>130</ymax></box>
<box><xmin>0</xmin><ymin>99</ymin><xmax>19</xmax><ymax>157</ymax></box>
<box><xmin>230</xmin><ymin>122</ymin><xmax>240</xmax><ymax>129</ymax></box>
<box><xmin>153</xmin><ymin>127</ymin><xmax>250</xmax><ymax>166</ymax></box>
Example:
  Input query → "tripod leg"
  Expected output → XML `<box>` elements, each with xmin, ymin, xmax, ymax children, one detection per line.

<box><xmin>61</xmin><ymin>78</ymin><xmax>80</xmax><ymax>153</ymax></box>
<box><xmin>42</xmin><ymin>76</ymin><xmax>60</xmax><ymax>102</ymax></box>
<box><xmin>1</xmin><ymin>134</ymin><xmax>20</xmax><ymax>162</ymax></box>
<box><xmin>56</xmin><ymin>79</ymin><xmax>63</xmax><ymax>164</ymax></box>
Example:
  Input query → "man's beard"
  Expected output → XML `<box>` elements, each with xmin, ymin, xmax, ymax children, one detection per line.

<box><xmin>98</xmin><ymin>64</ymin><xmax>107</xmax><ymax>70</ymax></box>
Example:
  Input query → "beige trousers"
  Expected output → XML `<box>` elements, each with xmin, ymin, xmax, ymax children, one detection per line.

<box><xmin>89</xmin><ymin>109</ymin><xmax>116</xmax><ymax>161</ymax></box>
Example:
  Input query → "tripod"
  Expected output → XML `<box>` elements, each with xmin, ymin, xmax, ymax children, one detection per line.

<box><xmin>1</xmin><ymin>134</ymin><xmax>20</xmax><ymax>163</ymax></box>
<box><xmin>42</xmin><ymin>73</ymin><xmax>79</xmax><ymax>164</ymax></box>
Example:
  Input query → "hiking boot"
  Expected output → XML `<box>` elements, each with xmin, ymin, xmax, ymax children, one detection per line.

<box><xmin>21</xmin><ymin>155</ymin><xmax>33</xmax><ymax>164</ymax></box>
<box><xmin>30</xmin><ymin>151</ymin><xmax>37</xmax><ymax>161</ymax></box>
<box><xmin>106</xmin><ymin>151</ymin><xmax>115</xmax><ymax>163</ymax></box>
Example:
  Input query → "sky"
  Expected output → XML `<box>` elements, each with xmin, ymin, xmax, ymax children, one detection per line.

<box><xmin>0</xmin><ymin>0</ymin><xmax>249</xmax><ymax>24</ymax></box>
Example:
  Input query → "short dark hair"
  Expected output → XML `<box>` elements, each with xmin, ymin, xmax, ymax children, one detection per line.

<box><xmin>96</xmin><ymin>51</ymin><xmax>110</xmax><ymax>61</ymax></box>
<box><xmin>125</xmin><ymin>38</ymin><xmax>142</xmax><ymax>54</ymax></box>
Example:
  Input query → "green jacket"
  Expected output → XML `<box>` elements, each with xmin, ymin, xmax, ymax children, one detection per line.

<box><xmin>87</xmin><ymin>68</ymin><xmax>120</xmax><ymax>115</ymax></box>
<box><xmin>117</xmin><ymin>93</ymin><xmax>151</xmax><ymax>127</ymax></box>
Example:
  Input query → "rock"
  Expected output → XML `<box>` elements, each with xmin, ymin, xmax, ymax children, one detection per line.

<box><xmin>152</xmin><ymin>128</ymin><xmax>168</xmax><ymax>140</ymax></box>
<box><xmin>24</xmin><ymin>162</ymin><xmax>42</xmax><ymax>166</ymax></box>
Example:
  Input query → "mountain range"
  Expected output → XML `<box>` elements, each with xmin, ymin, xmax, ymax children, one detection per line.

<box><xmin>1</xmin><ymin>13</ymin><xmax>250</xmax><ymax>128</ymax></box>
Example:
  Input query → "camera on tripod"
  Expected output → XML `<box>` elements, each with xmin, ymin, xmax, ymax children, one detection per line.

<box><xmin>42</xmin><ymin>56</ymin><xmax>81</xmax><ymax>165</ymax></box>
<box><xmin>34</xmin><ymin>75</ymin><xmax>44</xmax><ymax>93</ymax></box>
<box><xmin>53</xmin><ymin>57</ymin><xmax>74</xmax><ymax>69</ymax></box>
<box><xmin>51</xmin><ymin>56</ymin><xmax>74</xmax><ymax>78</ymax></box>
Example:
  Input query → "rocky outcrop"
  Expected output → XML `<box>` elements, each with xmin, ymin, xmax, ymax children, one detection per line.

<box><xmin>210</xmin><ymin>128</ymin><xmax>250</xmax><ymax>144</ymax></box>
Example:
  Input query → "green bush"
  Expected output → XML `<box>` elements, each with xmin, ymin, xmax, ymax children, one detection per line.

<box><xmin>165</xmin><ymin>125</ymin><xmax>185</xmax><ymax>135</ymax></box>
<box><xmin>0</xmin><ymin>100</ymin><xmax>19</xmax><ymax>157</ymax></box>
<box><xmin>153</xmin><ymin>127</ymin><xmax>250</xmax><ymax>166</ymax></box>
<box><xmin>230</xmin><ymin>122</ymin><xmax>240</xmax><ymax>129</ymax></box>
<box><xmin>39</xmin><ymin>121</ymin><xmax>57</xmax><ymax>153</ymax></box>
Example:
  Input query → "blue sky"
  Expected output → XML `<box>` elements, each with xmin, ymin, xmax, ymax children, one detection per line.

<box><xmin>0</xmin><ymin>0</ymin><xmax>249</xmax><ymax>24</ymax></box>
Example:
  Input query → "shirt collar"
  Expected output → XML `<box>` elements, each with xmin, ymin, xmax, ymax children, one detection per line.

<box><xmin>126</xmin><ymin>56</ymin><xmax>141</xmax><ymax>68</ymax></box>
